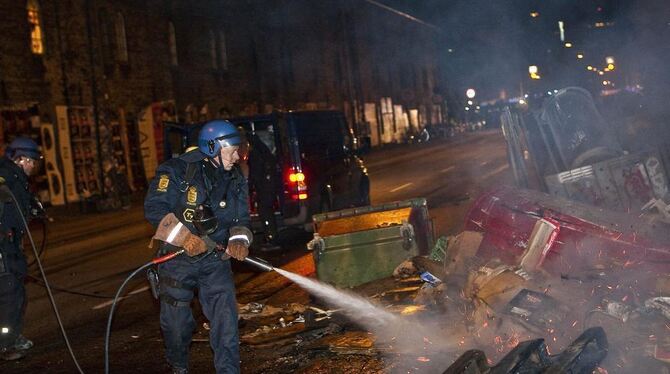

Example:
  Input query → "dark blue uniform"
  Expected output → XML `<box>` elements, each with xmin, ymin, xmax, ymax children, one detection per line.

<box><xmin>144</xmin><ymin>149</ymin><xmax>250</xmax><ymax>373</ymax></box>
<box><xmin>0</xmin><ymin>157</ymin><xmax>34</xmax><ymax>351</ymax></box>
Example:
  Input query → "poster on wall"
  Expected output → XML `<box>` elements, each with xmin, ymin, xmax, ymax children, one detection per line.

<box><xmin>57</xmin><ymin>106</ymin><xmax>138</xmax><ymax>203</ymax></box>
<box><xmin>138</xmin><ymin>101</ymin><xmax>177</xmax><ymax>181</ymax></box>
<box><xmin>56</xmin><ymin>105</ymin><xmax>99</xmax><ymax>203</ymax></box>
<box><xmin>40</xmin><ymin>123</ymin><xmax>65</xmax><ymax>205</ymax></box>
<box><xmin>0</xmin><ymin>104</ymin><xmax>39</xmax><ymax>153</ymax></box>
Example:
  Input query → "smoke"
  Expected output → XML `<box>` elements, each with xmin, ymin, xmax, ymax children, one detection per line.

<box><xmin>274</xmin><ymin>268</ymin><xmax>462</xmax><ymax>372</ymax></box>
<box><xmin>275</xmin><ymin>213</ymin><xmax>668</xmax><ymax>373</ymax></box>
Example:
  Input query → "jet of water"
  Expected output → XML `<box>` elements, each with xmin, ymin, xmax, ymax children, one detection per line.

<box><xmin>274</xmin><ymin>268</ymin><xmax>399</xmax><ymax>327</ymax></box>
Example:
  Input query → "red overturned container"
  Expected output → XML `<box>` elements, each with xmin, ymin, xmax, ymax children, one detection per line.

<box><xmin>464</xmin><ymin>185</ymin><xmax>670</xmax><ymax>280</ymax></box>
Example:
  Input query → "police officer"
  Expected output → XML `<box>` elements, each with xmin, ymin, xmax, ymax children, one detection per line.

<box><xmin>144</xmin><ymin>120</ymin><xmax>252</xmax><ymax>374</ymax></box>
<box><xmin>0</xmin><ymin>136</ymin><xmax>42</xmax><ymax>361</ymax></box>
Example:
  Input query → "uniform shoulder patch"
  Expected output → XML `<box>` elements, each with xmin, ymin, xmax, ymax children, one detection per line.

<box><xmin>157</xmin><ymin>174</ymin><xmax>170</xmax><ymax>192</ymax></box>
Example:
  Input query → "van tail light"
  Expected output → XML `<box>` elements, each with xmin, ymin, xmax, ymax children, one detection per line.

<box><xmin>287</xmin><ymin>170</ymin><xmax>308</xmax><ymax>200</ymax></box>
<box><xmin>289</xmin><ymin>172</ymin><xmax>305</xmax><ymax>183</ymax></box>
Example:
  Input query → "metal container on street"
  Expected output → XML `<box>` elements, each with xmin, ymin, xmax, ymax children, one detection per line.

<box><xmin>309</xmin><ymin>198</ymin><xmax>433</xmax><ymax>288</ymax></box>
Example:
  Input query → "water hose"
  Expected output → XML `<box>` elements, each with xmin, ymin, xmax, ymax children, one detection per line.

<box><xmin>2</xmin><ymin>186</ymin><xmax>84</xmax><ymax>373</ymax></box>
<box><xmin>103</xmin><ymin>249</ymin><xmax>184</xmax><ymax>374</ymax></box>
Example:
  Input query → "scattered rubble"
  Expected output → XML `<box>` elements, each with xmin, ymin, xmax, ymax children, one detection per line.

<box><xmin>443</xmin><ymin>231</ymin><xmax>483</xmax><ymax>276</ymax></box>
<box><xmin>234</xmin><ymin>189</ymin><xmax>670</xmax><ymax>373</ymax></box>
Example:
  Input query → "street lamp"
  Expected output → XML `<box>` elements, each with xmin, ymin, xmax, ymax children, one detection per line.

<box><xmin>529</xmin><ymin>65</ymin><xmax>540</xmax><ymax>80</ymax></box>
<box><xmin>466</xmin><ymin>88</ymin><xmax>476</xmax><ymax>99</ymax></box>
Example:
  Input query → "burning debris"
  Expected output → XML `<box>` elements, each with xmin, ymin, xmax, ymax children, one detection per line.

<box><xmin>235</xmin><ymin>187</ymin><xmax>669</xmax><ymax>373</ymax></box>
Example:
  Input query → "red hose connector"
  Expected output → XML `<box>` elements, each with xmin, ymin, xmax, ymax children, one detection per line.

<box><xmin>152</xmin><ymin>249</ymin><xmax>185</xmax><ymax>264</ymax></box>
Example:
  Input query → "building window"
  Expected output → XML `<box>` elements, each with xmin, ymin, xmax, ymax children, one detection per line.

<box><xmin>218</xmin><ymin>31</ymin><xmax>228</xmax><ymax>70</ymax></box>
<box><xmin>209</xmin><ymin>30</ymin><xmax>217</xmax><ymax>69</ymax></box>
<box><xmin>27</xmin><ymin>0</ymin><xmax>44</xmax><ymax>54</ymax></box>
<box><xmin>115</xmin><ymin>12</ymin><xmax>128</xmax><ymax>62</ymax></box>
<box><xmin>168</xmin><ymin>22</ymin><xmax>178</xmax><ymax>66</ymax></box>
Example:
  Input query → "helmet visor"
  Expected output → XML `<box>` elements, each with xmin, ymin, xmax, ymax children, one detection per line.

<box><xmin>215</xmin><ymin>133</ymin><xmax>241</xmax><ymax>148</ymax></box>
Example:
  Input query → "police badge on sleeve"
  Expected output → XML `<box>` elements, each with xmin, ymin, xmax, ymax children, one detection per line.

<box><xmin>157</xmin><ymin>174</ymin><xmax>170</xmax><ymax>192</ymax></box>
<box><xmin>187</xmin><ymin>186</ymin><xmax>198</xmax><ymax>206</ymax></box>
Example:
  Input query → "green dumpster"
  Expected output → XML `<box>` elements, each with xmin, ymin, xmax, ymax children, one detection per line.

<box><xmin>310</xmin><ymin>198</ymin><xmax>433</xmax><ymax>288</ymax></box>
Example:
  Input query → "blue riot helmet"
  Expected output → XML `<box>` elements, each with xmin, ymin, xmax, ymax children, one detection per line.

<box><xmin>6</xmin><ymin>136</ymin><xmax>41</xmax><ymax>160</ymax></box>
<box><xmin>198</xmin><ymin>120</ymin><xmax>241</xmax><ymax>157</ymax></box>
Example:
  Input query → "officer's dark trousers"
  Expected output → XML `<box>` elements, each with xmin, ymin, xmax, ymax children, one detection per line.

<box><xmin>0</xmin><ymin>246</ymin><xmax>27</xmax><ymax>350</ymax></box>
<box><xmin>158</xmin><ymin>252</ymin><xmax>239</xmax><ymax>373</ymax></box>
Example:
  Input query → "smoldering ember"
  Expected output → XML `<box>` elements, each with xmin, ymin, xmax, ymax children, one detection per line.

<box><xmin>0</xmin><ymin>1</ymin><xmax>669</xmax><ymax>373</ymax></box>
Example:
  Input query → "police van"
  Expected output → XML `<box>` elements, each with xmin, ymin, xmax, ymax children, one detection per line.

<box><xmin>164</xmin><ymin>110</ymin><xmax>370</xmax><ymax>237</ymax></box>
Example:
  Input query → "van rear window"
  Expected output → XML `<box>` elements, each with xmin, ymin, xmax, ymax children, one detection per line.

<box><xmin>294</xmin><ymin>115</ymin><xmax>347</xmax><ymax>157</ymax></box>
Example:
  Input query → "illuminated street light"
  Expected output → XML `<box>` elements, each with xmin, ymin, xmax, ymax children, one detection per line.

<box><xmin>602</xmin><ymin>80</ymin><xmax>609</xmax><ymax>86</ymax></box>
<box><xmin>587</xmin><ymin>65</ymin><xmax>594</xmax><ymax>71</ymax></box>
<box><xmin>564</xmin><ymin>42</ymin><xmax>573</xmax><ymax>48</ymax></box>
<box><xmin>577</xmin><ymin>53</ymin><xmax>584</xmax><ymax>59</ymax></box>
<box><xmin>530</xmin><ymin>11</ymin><xmax>539</xmax><ymax>18</ymax></box>
<box><xmin>464</xmin><ymin>106</ymin><xmax>470</xmax><ymax>111</ymax></box>
<box><xmin>606</xmin><ymin>56</ymin><xmax>615</xmax><ymax>64</ymax></box>
<box><xmin>607</xmin><ymin>63</ymin><xmax>615</xmax><ymax>71</ymax></box>
<box><xmin>528</xmin><ymin>65</ymin><xmax>541</xmax><ymax>79</ymax></box>
<box><xmin>467</xmin><ymin>100</ymin><xmax>473</xmax><ymax>105</ymax></box>
<box><xmin>466</xmin><ymin>88</ymin><xmax>476</xmax><ymax>99</ymax></box>
<box><xmin>598</xmin><ymin>71</ymin><xmax>604</xmax><ymax>76</ymax></box>
<box><xmin>519</xmin><ymin>99</ymin><xmax>526</xmax><ymax>105</ymax></box>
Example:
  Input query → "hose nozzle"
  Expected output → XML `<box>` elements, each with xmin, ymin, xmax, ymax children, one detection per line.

<box><xmin>243</xmin><ymin>256</ymin><xmax>274</xmax><ymax>272</ymax></box>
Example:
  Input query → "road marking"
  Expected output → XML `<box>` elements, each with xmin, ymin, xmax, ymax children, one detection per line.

<box><xmin>92</xmin><ymin>285</ymin><xmax>150</xmax><ymax>310</ymax></box>
<box><xmin>481</xmin><ymin>164</ymin><xmax>509</xmax><ymax>180</ymax></box>
<box><xmin>480</xmin><ymin>161</ymin><xmax>489</xmax><ymax>166</ymax></box>
<box><xmin>390</xmin><ymin>182</ymin><xmax>413</xmax><ymax>192</ymax></box>
<box><xmin>440</xmin><ymin>166</ymin><xmax>455</xmax><ymax>173</ymax></box>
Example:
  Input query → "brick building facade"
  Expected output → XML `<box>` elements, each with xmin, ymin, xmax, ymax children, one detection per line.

<box><xmin>0</xmin><ymin>0</ymin><xmax>442</xmax><ymax>204</ymax></box>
